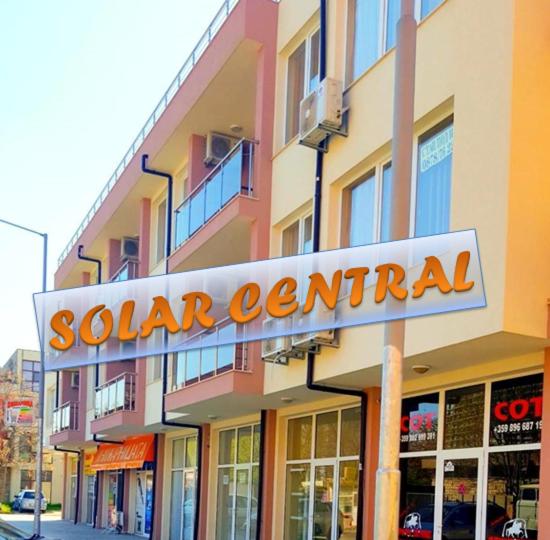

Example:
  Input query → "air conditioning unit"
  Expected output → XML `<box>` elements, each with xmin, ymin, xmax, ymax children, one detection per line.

<box><xmin>70</xmin><ymin>371</ymin><xmax>80</xmax><ymax>389</ymax></box>
<box><xmin>261</xmin><ymin>318</ymin><xmax>291</xmax><ymax>361</ymax></box>
<box><xmin>299</xmin><ymin>78</ymin><xmax>343</xmax><ymax>147</ymax></box>
<box><xmin>120</xmin><ymin>237</ymin><xmax>139</xmax><ymax>261</ymax></box>
<box><xmin>205</xmin><ymin>132</ymin><xmax>239</xmax><ymax>166</ymax></box>
<box><xmin>291</xmin><ymin>310</ymin><xmax>339</xmax><ymax>351</ymax></box>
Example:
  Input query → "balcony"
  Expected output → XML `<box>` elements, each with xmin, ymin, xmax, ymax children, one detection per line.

<box><xmin>95</xmin><ymin>372</ymin><xmax>136</xmax><ymax>418</ymax></box>
<box><xmin>165</xmin><ymin>322</ymin><xmax>263</xmax><ymax>419</ymax></box>
<box><xmin>172</xmin><ymin>323</ymin><xmax>248</xmax><ymax>389</ymax></box>
<box><xmin>50</xmin><ymin>401</ymin><xmax>83</xmax><ymax>446</ymax></box>
<box><xmin>174</xmin><ymin>139</ymin><xmax>254</xmax><ymax>248</ymax></box>
<box><xmin>91</xmin><ymin>372</ymin><xmax>143</xmax><ymax>436</ymax></box>
<box><xmin>110</xmin><ymin>260</ymin><xmax>138</xmax><ymax>282</ymax></box>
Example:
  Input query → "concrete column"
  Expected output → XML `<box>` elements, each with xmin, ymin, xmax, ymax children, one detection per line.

<box><xmin>259</xmin><ymin>410</ymin><xmax>277</xmax><ymax>540</ymax></box>
<box><xmin>363</xmin><ymin>387</ymin><xmax>381</xmax><ymax>540</ymax></box>
<box><xmin>123</xmin><ymin>469</ymin><xmax>131</xmax><ymax>532</ymax></box>
<box><xmin>108</xmin><ymin>239</ymin><xmax>122</xmax><ymax>279</ymax></box>
<box><xmin>138</xmin><ymin>198</ymin><xmax>151</xmax><ymax>278</ymax></box>
<box><xmin>538</xmin><ymin>349</ymin><xmax>550</xmax><ymax>537</ymax></box>
<box><xmin>188</xmin><ymin>134</ymin><xmax>210</xmax><ymax>192</ymax></box>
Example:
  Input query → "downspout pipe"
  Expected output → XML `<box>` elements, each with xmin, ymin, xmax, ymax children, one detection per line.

<box><xmin>76</xmin><ymin>246</ymin><xmax>122</xmax><ymax>531</ymax></box>
<box><xmin>255</xmin><ymin>409</ymin><xmax>267</xmax><ymax>540</ymax></box>
<box><xmin>141</xmin><ymin>156</ymin><xmax>203</xmax><ymax>540</ymax></box>
<box><xmin>53</xmin><ymin>371</ymin><xmax>82</xmax><ymax>524</ymax></box>
<box><xmin>305</xmin><ymin>2</ymin><xmax>367</xmax><ymax>539</ymax></box>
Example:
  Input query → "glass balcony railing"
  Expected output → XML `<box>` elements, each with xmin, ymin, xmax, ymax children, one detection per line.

<box><xmin>172</xmin><ymin>322</ymin><xmax>247</xmax><ymax>389</ymax></box>
<box><xmin>52</xmin><ymin>401</ymin><xmax>79</xmax><ymax>433</ymax></box>
<box><xmin>94</xmin><ymin>372</ymin><xmax>136</xmax><ymax>419</ymax></box>
<box><xmin>174</xmin><ymin>139</ymin><xmax>254</xmax><ymax>248</ymax></box>
<box><xmin>110</xmin><ymin>260</ymin><xmax>138</xmax><ymax>282</ymax></box>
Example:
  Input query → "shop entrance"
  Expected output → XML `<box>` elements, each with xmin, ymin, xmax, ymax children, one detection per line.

<box><xmin>135</xmin><ymin>471</ymin><xmax>153</xmax><ymax>537</ymax></box>
<box><xmin>436</xmin><ymin>450</ymin><xmax>484</xmax><ymax>540</ymax></box>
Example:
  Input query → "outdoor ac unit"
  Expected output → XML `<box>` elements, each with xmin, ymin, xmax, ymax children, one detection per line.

<box><xmin>261</xmin><ymin>318</ymin><xmax>291</xmax><ymax>361</ymax></box>
<box><xmin>299</xmin><ymin>78</ymin><xmax>343</xmax><ymax>147</ymax></box>
<box><xmin>291</xmin><ymin>310</ymin><xmax>339</xmax><ymax>351</ymax></box>
<box><xmin>120</xmin><ymin>236</ymin><xmax>139</xmax><ymax>261</ymax></box>
<box><xmin>70</xmin><ymin>371</ymin><xmax>80</xmax><ymax>389</ymax></box>
<box><xmin>205</xmin><ymin>132</ymin><xmax>239</xmax><ymax>166</ymax></box>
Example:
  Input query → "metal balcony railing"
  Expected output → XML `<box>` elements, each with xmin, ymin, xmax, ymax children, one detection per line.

<box><xmin>56</xmin><ymin>0</ymin><xmax>243</xmax><ymax>268</ymax></box>
<box><xmin>52</xmin><ymin>401</ymin><xmax>79</xmax><ymax>433</ymax></box>
<box><xmin>174</xmin><ymin>139</ymin><xmax>254</xmax><ymax>248</ymax></box>
<box><xmin>94</xmin><ymin>372</ymin><xmax>136</xmax><ymax>419</ymax></box>
<box><xmin>172</xmin><ymin>322</ymin><xmax>248</xmax><ymax>389</ymax></box>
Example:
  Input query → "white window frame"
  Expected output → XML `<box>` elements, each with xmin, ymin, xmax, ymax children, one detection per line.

<box><xmin>216</xmin><ymin>424</ymin><xmax>261</xmax><ymax>540</ymax></box>
<box><xmin>168</xmin><ymin>434</ymin><xmax>198</xmax><ymax>540</ymax></box>
<box><xmin>284</xmin><ymin>27</ymin><xmax>321</xmax><ymax>145</ymax></box>
<box><xmin>281</xmin><ymin>212</ymin><xmax>313</xmax><ymax>256</ymax></box>
<box><xmin>284</xmin><ymin>406</ymin><xmax>361</xmax><ymax>540</ymax></box>
<box><xmin>399</xmin><ymin>371</ymin><xmax>543</xmax><ymax>540</ymax></box>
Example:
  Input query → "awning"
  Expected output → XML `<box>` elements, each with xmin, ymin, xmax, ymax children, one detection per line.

<box><xmin>91</xmin><ymin>434</ymin><xmax>155</xmax><ymax>471</ymax></box>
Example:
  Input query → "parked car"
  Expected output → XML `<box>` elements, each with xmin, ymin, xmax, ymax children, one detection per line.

<box><xmin>516</xmin><ymin>483</ymin><xmax>539</xmax><ymax>534</ymax></box>
<box><xmin>12</xmin><ymin>490</ymin><xmax>47</xmax><ymax>513</ymax></box>
<box><xmin>0</xmin><ymin>517</ymin><xmax>31</xmax><ymax>539</ymax></box>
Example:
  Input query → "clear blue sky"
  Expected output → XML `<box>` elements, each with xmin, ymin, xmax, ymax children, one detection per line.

<box><xmin>0</xmin><ymin>0</ymin><xmax>223</xmax><ymax>363</ymax></box>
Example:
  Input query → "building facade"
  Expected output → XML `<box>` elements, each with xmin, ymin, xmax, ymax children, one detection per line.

<box><xmin>45</xmin><ymin>0</ymin><xmax>550</xmax><ymax>539</ymax></box>
<box><xmin>1</xmin><ymin>349</ymin><xmax>63</xmax><ymax>505</ymax></box>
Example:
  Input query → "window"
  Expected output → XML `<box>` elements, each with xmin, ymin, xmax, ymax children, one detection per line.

<box><xmin>444</xmin><ymin>384</ymin><xmax>484</xmax><ymax>449</ymax></box>
<box><xmin>285</xmin><ymin>29</ymin><xmax>320</xmax><ymax>143</ymax></box>
<box><xmin>22</xmin><ymin>360</ymin><xmax>40</xmax><ymax>392</ymax></box>
<box><xmin>169</xmin><ymin>436</ymin><xmax>197</xmax><ymax>540</ymax></box>
<box><xmin>415</xmin><ymin>120</ymin><xmax>454</xmax><ymax>237</ymax></box>
<box><xmin>216</xmin><ymin>425</ymin><xmax>260</xmax><ymax>540</ymax></box>
<box><xmin>156</xmin><ymin>199</ymin><xmax>167</xmax><ymax>264</ymax></box>
<box><xmin>346</xmin><ymin>172</ymin><xmax>376</xmax><ymax>247</ymax></box>
<box><xmin>284</xmin><ymin>408</ymin><xmax>360</xmax><ymax>539</ymax></box>
<box><xmin>348</xmin><ymin>0</ymin><xmax>447</xmax><ymax>84</ymax></box>
<box><xmin>421</xmin><ymin>0</ymin><xmax>445</xmax><ymax>19</ymax></box>
<box><xmin>490</xmin><ymin>374</ymin><xmax>543</xmax><ymax>446</ymax></box>
<box><xmin>282</xmin><ymin>215</ymin><xmax>313</xmax><ymax>256</ymax></box>
<box><xmin>400</xmin><ymin>393</ymin><xmax>439</xmax><ymax>453</ymax></box>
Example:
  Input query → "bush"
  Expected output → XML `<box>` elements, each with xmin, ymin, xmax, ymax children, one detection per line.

<box><xmin>0</xmin><ymin>502</ymin><xmax>12</xmax><ymax>514</ymax></box>
<box><xmin>46</xmin><ymin>503</ymin><xmax>61</xmax><ymax>511</ymax></box>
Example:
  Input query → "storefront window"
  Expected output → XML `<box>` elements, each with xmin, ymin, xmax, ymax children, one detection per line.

<box><xmin>170</xmin><ymin>436</ymin><xmax>197</xmax><ymax>540</ymax></box>
<box><xmin>399</xmin><ymin>375</ymin><xmax>543</xmax><ymax>540</ymax></box>
<box><xmin>399</xmin><ymin>457</ymin><xmax>436</xmax><ymax>539</ymax></box>
<box><xmin>216</xmin><ymin>424</ymin><xmax>260</xmax><ymax>540</ymax></box>
<box><xmin>444</xmin><ymin>384</ymin><xmax>485</xmax><ymax>449</ymax></box>
<box><xmin>401</xmin><ymin>393</ymin><xmax>439</xmax><ymax>453</ymax></box>
<box><xmin>486</xmin><ymin>450</ymin><xmax>540</xmax><ymax>540</ymax></box>
<box><xmin>315</xmin><ymin>411</ymin><xmax>338</xmax><ymax>458</ymax></box>
<box><xmin>284</xmin><ymin>407</ymin><xmax>360</xmax><ymax>540</ymax></box>
<box><xmin>287</xmin><ymin>416</ymin><xmax>312</xmax><ymax>460</ymax></box>
<box><xmin>490</xmin><ymin>374</ymin><xmax>543</xmax><ymax>446</ymax></box>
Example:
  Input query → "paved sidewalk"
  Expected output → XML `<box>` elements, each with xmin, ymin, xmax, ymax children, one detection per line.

<box><xmin>3</xmin><ymin>512</ymin><xmax>142</xmax><ymax>539</ymax></box>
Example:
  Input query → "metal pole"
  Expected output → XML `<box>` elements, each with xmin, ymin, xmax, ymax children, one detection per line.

<box><xmin>373</xmin><ymin>1</ymin><xmax>416</xmax><ymax>539</ymax></box>
<box><xmin>0</xmin><ymin>219</ymin><xmax>48</xmax><ymax>538</ymax></box>
<box><xmin>33</xmin><ymin>232</ymin><xmax>48</xmax><ymax>537</ymax></box>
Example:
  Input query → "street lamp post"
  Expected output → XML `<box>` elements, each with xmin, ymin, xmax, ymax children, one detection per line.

<box><xmin>0</xmin><ymin>218</ymin><xmax>48</xmax><ymax>539</ymax></box>
<box><xmin>373</xmin><ymin>1</ymin><xmax>417</xmax><ymax>539</ymax></box>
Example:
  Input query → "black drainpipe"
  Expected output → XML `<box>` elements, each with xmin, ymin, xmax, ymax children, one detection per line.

<box><xmin>304</xmin><ymin>2</ymin><xmax>367</xmax><ymax>539</ymax></box>
<box><xmin>255</xmin><ymin>409</ymin><xmax>267</xmax><ymax>540</ymax></box>
<box><xmin>77</xmin><ymin>246</ymin><xmax>122</xmax><ymax>531</ymax></box>
<box><xmin>54</xmin><ymin>371</ymin><xmax>82</xmax><ymax>524</ymax></box>
<box><xmin>141</xmin><ymin>156</ymin><xmax>203</xmax><ymax>540</ymax></box>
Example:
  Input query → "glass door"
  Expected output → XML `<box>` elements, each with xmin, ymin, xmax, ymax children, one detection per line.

<box><xmin>311</xmin><ymin>464</ymin><xmax>335</xmax><ymax>540</ymax></box>
<box><xmin>435</xmin><ymin>451</ymin><xmax>483</xmax><ymax>540</ymax></box>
